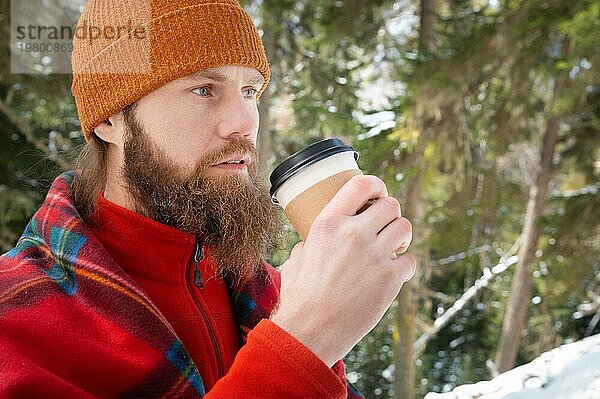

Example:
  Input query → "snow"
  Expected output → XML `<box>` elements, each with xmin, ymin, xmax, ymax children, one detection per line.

<box><xmin>424</xmin><ymin>333</ymin><xmax>600</xmax><ymax>399</ymax></box>
<box><xmin>356</xmin><ymin>111</ymin><xmax>397</xmax><ymax>140</ymax></box>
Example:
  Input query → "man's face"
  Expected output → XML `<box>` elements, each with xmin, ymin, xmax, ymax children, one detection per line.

<box><xmin>129</xmin><ymin>65</ymin><xmax>265</xmax><ymax>177</ymax></box>
<box><xmin>115</xmin><ymin>65</ymin><xmax>280</xmax><ymax>284</ymax></box>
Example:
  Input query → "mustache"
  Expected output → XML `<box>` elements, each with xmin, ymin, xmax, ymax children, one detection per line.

<box><xmin>191</xmin><ymin>139</ymin><xmax>260</xmax><ymax>177</ymax></box>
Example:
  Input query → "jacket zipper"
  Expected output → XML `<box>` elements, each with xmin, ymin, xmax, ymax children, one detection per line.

<box><xmin>193</xmin><ymin>242</ymin><xmax>205</xmax><ymax>288</ymax></box>
<box><xmin>186</xmin><ymin>241</ymin><xmax>225</xmax><ymax>377</ymax></box>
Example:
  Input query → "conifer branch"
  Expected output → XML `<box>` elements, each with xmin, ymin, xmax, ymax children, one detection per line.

<box><xmin>414</xmin><ymin>254</ymin><xmax>519</xmax><ymax>355</ymax></box>
<box><xmin>0</xmin><ymin>99</ymin><xmax>71</xmax><ymax>170</ymax></box>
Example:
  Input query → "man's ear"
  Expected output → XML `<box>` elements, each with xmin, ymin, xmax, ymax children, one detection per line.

<box><xmin>94</xmin><ymin>113</ymin><xmax>124</xmax><ymax>146</ymax></box>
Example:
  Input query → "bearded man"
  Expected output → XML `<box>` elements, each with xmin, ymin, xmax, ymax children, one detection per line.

<box><xmin>0</xmin><ymin>1</ymin><xmax>416</xmax><ymax>397</ymax></box>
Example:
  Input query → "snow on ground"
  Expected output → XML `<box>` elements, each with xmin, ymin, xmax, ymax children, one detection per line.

<box><xmin>424</xmin><ymin>333</ymin><xmax>600</xmax><ymax>399</ymax></box>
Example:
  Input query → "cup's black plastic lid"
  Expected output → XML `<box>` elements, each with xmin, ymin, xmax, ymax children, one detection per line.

<box><xmin>269</xmin><ymin>137</ymin><xmax>358</xmax><ymax>198</ymax></box>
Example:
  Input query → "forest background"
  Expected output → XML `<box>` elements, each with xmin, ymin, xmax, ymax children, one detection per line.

<box><xmin>0</xmin><ymin>0</ymin><xmax>598</xmax><ymax>398</ymax></box>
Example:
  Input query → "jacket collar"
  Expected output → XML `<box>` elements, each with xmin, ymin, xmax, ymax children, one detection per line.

<box><xmin>91</xmin><ymin>194</ymin><xmax>199</xmax><ymax>285</ymax></box>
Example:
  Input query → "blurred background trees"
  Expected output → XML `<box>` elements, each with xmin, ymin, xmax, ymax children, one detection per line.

<box><xmin>1</xmin><ymin>0</ymin><xmax>598</xmax><ymax>398</ymax></box>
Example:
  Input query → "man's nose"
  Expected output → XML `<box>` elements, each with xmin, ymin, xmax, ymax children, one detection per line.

<box><xmin>216</xmin><ymin>93</ymin><xmax>258</xmax><ymax>141</ymax></box>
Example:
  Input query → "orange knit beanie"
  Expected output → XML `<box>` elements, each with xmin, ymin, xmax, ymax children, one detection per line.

<box><xmin>71</xmin><ymin>0</ymin><xmax>270</xmax><ymax>140</ymax></box>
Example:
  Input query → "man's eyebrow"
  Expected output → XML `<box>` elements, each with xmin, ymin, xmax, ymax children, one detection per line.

<box><xmin>181</xmin><ymin>71</ymin><xmax>227</xmax><ymax>83</ymax></box>
<box><xmin>180</xmin><ymin>71</ymin><xmax>265</xmax><ymax>85</ymax></box>
<box><xmin>247</xmin><ymin>75</ymin><xmax>265</xmax><ymax>85</ymax></box>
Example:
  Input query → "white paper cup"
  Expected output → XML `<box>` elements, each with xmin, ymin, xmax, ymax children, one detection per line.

<box><xmin>270</xmin><ymin>138</ymin><xmax>362</xmax><ymax>240</ymax></box>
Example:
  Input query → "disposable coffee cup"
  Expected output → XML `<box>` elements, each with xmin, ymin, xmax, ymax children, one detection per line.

<box><xmin>269</xmin><ymin>138</ymin><xmax>363</xmax><ymax>240</ymax></box>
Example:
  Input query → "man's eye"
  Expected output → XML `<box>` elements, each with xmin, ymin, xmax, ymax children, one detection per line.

<box><xmin>192</xmin><ymin>86</ymin><xmax>211</xmax><ymax>97</ymax></box>
<box><xmin>243</xmin><ymin>88</ymin><xmax>258</xmax><ymax>98</ymax></box>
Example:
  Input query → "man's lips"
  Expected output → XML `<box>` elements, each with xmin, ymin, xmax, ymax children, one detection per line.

<box><xmin>210</xmin><ymin>154</ymin><xmax>252</xmax><ymax>169</ymax></box>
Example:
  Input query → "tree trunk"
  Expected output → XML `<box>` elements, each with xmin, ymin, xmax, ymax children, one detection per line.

<box><xmin>393</xmin><ymin>172</ymin><xmax>425</xmax><ymax>399</ymax></box>
<box><xmin>257</xmin><ymin>16</ymin><xmax>277</xmax><ymax>177</ymax></box>
<box><xmin>419</xmin><ymin>0</ymin><xmax>436</xmax><ymax>53</ymax></box>
<box><xmin>393</xmin><ymin>2</ymin><xmax>437</xmax><ymax>397</ymax></box>
<box><xmin>394</xmin><ymin>283</ymin><xmax>418</xmax><ymax>398</ymax></box>
<box><xmin>258</xmin><ymin>83</ymin><xmax>273</xmax><ymax>177</ymax></box>
<box><xmin>495</xmin><ymin>41</ymin><xmax>570</xmax><ymax>372</ymax></box>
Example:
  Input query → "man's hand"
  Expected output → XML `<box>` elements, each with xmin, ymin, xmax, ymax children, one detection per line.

<box><xmin>270</xmin><ymin>175</ymin><xmax>416</xmax><ymax>367</ymax></box>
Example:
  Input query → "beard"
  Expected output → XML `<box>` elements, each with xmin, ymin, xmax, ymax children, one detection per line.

<box><xmin>120</xmin><ymin>107</ymin><xmax>282</xmax><ymax>285</ymax></box>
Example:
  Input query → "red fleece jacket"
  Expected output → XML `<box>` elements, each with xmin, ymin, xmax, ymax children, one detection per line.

<box><xmin>0</xmin><ymin>173</ymin><xmax>365</xmax><ymax>398</ymax></box>
<box><xmin>91</xmin><ymin>195</ymin><xmax>347</xmax><ymax>393</ymax></box>
<box><xmin>91</xmin><ymin>196</ymin><xmax>243</xmax><ymax>389</ymax></box>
